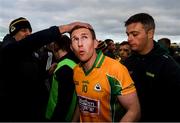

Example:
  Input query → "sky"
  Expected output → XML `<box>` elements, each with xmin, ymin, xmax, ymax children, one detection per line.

<box><xmin>0</xmin><ymin>0</ymin><xmax>180</xmax><ymax>44</ymax></box>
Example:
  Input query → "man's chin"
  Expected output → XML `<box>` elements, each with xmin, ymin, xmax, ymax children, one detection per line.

<box><xmin>79</xmin><ymin>58</ymin><xmax>88</xmax><ymax>63</ymax></box>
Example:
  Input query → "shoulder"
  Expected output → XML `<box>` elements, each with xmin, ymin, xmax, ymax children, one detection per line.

<box><xmin>158</xmin><ymin>53</ymin><xmax>179</xmax><ymax>66</ymax></box>
<box><xmin>66</xmin><ymin>51</ymin><xmax>79</xmax><ymax>64</ymax></box>
<box><xmin>161</xmin><ymin>54</ymin><xmax>180</xmax><ymax>70</ymax></box>
<box><xmin>55</xmin><ymin>58</ymin><xmax>76</xmax><ymax>73</ymax></box>
<box><xmin>104</xmin><ymin>56</ymin><xmax>121</xmax><ymax>66</ymax></box>
<box><xmin>55</xmin><ymin>65</ymin><xmax>74</xmax><ymax>78</ymax></box>
<box><xmin>123</xmin><ymin>54</ymin><xmax>138</xmax><ymax>68</ymax></box>
<box><xmin>73</xmin><ymin>64</ymin><xmax>82</xmax><ymax>72</ymax></box>
<box><xmin>1</xmin><ymin>34</ymin><xmax>15</xmax><ymax>48</ymax></box>
<box><xmin>104</xmin><ymin>56</ymin><xmax>129</xmax><ymax>74</ymax></box>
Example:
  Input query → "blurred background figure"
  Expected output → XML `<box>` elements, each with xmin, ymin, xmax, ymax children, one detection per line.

<box><xmin>104</xmin><ymin>39</ymin><xmax>116</xmax><ymax>59</ymax></box>
<box><xmin>118</xmin><ymin>41</ymin><xmax>132</xmax><ymax>64</ymax></box>
<box><xmin>158</xmin><ymin>38</ymin><xmax>180</xmax><ymax>64</ymax></box>
<box><xmin>0</xmin><ymin>41</ymin><xmax>2</xmax><ymax>47</ymax></box>
<box><xmin>158</xmin><ymin>38</ymin><xmax>174</xmax><ymax>56</ymax></box>
<box><xmin>171</xmin><ymin>43</ymin><xmax>180</xmax><ymax>64</ymax></box>
<box><xmin>96</xmin><ymin>40</ymin><xmax>108</xmax><ymax>53</ymax></box>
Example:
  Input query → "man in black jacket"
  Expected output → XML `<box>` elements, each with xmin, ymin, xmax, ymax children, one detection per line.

<box><xmin>124</xmin><ymin>13</ymin><xmax>180</xmax><ymax>121</ymax></box>
<box><xmin>0</xmin><ymin>17</ymin><xmax>91</xmax><ymax>121</ymax></box>
<box><xmin>45</xmin><ymin>35</ymin><xmax>79</xmax><ymax>121</ymax></box>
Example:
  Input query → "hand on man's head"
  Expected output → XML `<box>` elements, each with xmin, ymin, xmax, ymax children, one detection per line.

<box><xmin>59</xmin><ymin>21</ymin><xmax>93</xmax><ymax>34</ymax></box>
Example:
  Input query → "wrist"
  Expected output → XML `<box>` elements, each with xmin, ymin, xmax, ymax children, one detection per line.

<box><xmin>59</xmin><ymin>25</ymin><xmax>68</xmax><ymax>34</ymax></box>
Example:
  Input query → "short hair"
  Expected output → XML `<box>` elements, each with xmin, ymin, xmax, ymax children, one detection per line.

<box><xmin>104</xmin><ymin>39</ymin><xmax>114</xmax><ymax>45</ymax></box>
<box><xmin>96</xmin><ymin>40</ymin><xmax>108</xmax><ymax>52</ymax></box>
<box><xmin>55</xmin><ymin>34</ymin><xmax>71</xmax><ymax>52</ymax></box>
<box><xmin>70</xmin><ymin>25</ymin><xmax>96</xmax><ymax>40</ymax></box>
<box><xmin>119</xmin><ymin>41</ymin><xmax>129</xmax><ymax>46</ymax></box>
<box><xmin>158</xmin><ymin>38</ymin><xmax>171</xmax><ymax>48</ymax></box>
<box><xmin>125</xmin><ymin>13</ymin><xmax>155</xmax><ymax>32</ymax></box>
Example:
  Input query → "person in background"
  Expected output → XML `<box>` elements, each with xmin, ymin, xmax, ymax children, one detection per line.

<box><xmin>45</xmin><ymin>35</ymin><xmax>79</xmax><ymax>121</ymax></box>
<box><xmin>70</xmin><ymin>25</ymin><xmax>141</xmax><ymax>122</ymax></box>
<box><xmin>124</xmin><ymin>13</ymin><xmax>180</xmax><ymax>121</ymax></box>
<box><xmin>158</xmin><ymin>38</ymin><xmax>174</xmax><ymax>56</ymax></box>
<box><xmin>96</xmin><ymin>40</ymin><xmax>108</xmax><ymax>53</ymax></box>
<box><xmin>0</xmin><ymin>17</ymin><xmax>91</xmax><ymax>121</ymax></box>
<box><xmin>104</xmin><ymin>39</ymin><xmax>116</xmax><ymax>59</ymax></box>
<box><xmin>38</xmin><ymin>43</ymin><xmax>57</xmax><ymax>92</ymax></box>
<box><xmin>118</xmin><ymin>41</ymin><xmax>132</xmax><ymax>64</ymax></box>
<box><xmin>158</xmin><ymin>38</ymin><xmax>180</xmax><ymax>64</ymax></box>
<box><xmin>0</xmin><ymin>41</ymin><xmax>2</xmax><ymax>47</ymax></box>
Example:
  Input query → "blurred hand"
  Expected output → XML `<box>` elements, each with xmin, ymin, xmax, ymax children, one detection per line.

<box><xmin>48</xmin><ymin>62</ymin><xmax>57</xmax><ymax>75</ymax></box>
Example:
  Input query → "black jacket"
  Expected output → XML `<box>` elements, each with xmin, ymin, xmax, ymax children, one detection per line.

<box><xmin>50</xmin><ymin>51</ymin><xmax>79</xmax><ymax>121</ymax></box>
<box><xmin>0</xmin><ymin>26</ymin><xmax>61</xmax><ymax>121</ymax></box>
<box><xmin>124</xmin><ymin>41</ymin><xmax>180</xmax><ymax>121</ymax></box>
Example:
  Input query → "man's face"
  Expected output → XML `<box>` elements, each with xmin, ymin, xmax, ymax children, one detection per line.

<box><xmin>14</xmin><ymin>28</ymin><xmax>31</xmax><ymax>41</ymax></box>
<box><xmin>52</xmin><ymin>43</ymin><xmax>60</xmax><ymax>60</ymax></box>
<box><xmin>126</xmin><ymin>22</ymin><xmax>149</xmax><ymax>54</ymax></box>
<box><xmin>119</xmin><ymin>44</ymin><xmax>131</xmax><ymax>60</ymax></box>
<box><xmin>108</xmin><ymin>41</ymin><xmax>116</xmax><ymax>52</ymax></box>
<box><xmin>70</xmin><ymin>28</ymin><xmax>97</xmax><ymax>62</ymax></box>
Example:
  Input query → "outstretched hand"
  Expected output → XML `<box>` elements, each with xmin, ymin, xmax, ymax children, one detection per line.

<box><xmin>59</xmin><ymin>22</ymin><xmax>93</xmax><ymax>34</ymax></box>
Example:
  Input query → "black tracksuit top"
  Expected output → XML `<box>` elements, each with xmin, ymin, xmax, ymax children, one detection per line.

<box><xmin>124</xmin><ymin>41</ymin><xmax>180</xmax><ymax>122</ymax></box>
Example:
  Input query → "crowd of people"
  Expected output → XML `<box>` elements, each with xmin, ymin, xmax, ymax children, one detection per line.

<box><xmin>0</xmin><ymin>13</ymin><xmax>180</xmax><ymax>122</ymax></box>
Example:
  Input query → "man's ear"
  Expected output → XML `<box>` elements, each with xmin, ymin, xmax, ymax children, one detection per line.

<box><xmin>94</xmin><ymin>39</ymin><xmax>98</xmax><ymax>48</ymax></box>
<box><xmin>148</xmin><ymin>29</ymin><xmax>154</xmax><ymax>40</ymax></box>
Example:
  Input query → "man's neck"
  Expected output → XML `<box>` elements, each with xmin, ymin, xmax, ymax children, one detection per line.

<box><xmin>139</xmin><ymin>40</ymin><xmax>154</xmax><ymax>55</ymax></box>
<box><xmin>82</xmin><ymin>51</ymin><xmax>97</xmax><ymax>72</ymax></box>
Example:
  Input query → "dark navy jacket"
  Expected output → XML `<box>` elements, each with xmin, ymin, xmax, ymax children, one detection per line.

<box><xmin>124</xmin><ymin>41</ymin><xmax>180</xmax><ymax>121</ymax></box>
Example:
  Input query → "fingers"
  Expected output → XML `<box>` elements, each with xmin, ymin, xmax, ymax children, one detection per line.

<box><xmin>71</xmin><ymin>22</ymin><xmax>93</xmax><ymax>30</ymax></box>
<box><xmin>59</xmin><ymin>22</ymin><xmax>93</xmax><ymax>34</ymax></box>
<box><xmin>48</xmin><ymin>63</ymin><xmax>57</xmax><ymax>75</ymax></box>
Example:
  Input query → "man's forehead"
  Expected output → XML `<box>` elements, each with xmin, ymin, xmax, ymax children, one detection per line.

<box><xmin>71</xmin><ymin>28</ymin><xmax>90</xmax><ymax>36</ymax></box>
